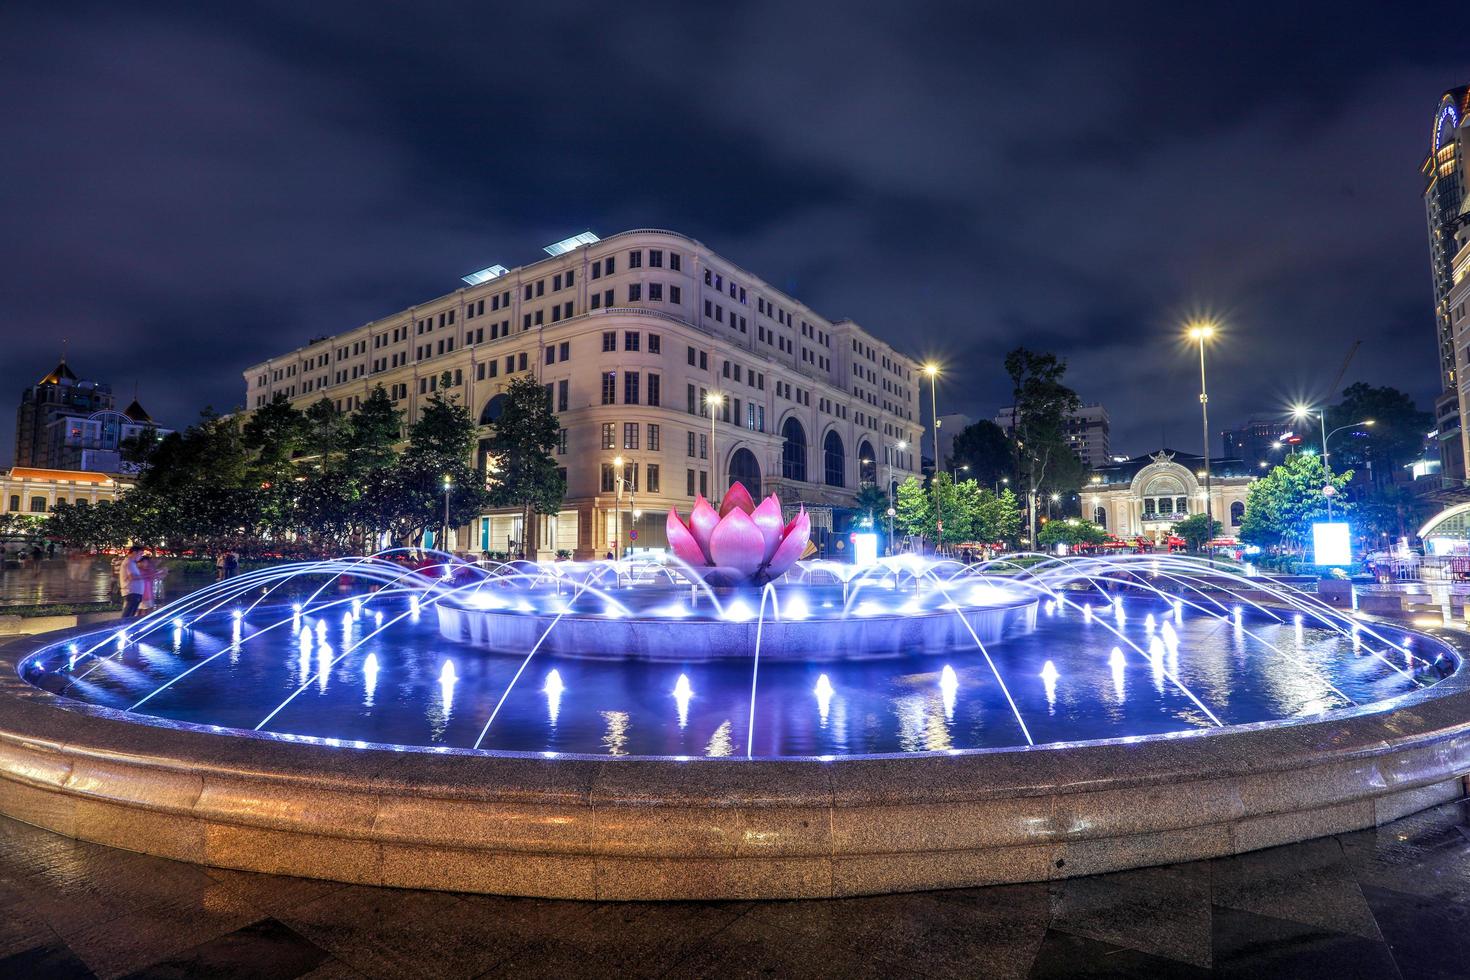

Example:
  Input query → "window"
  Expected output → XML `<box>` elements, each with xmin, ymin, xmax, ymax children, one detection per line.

<box><xmin>518</xmin><ymin>352</ymin><xmax>527</xmax><ymax>371</ymax></box>
<box><xmin>649</xmin><ymin>249</ymin><xmax>663</xmax><ymax>268</ymax></box>
<box><xmin>687</xmin><ymin>469</ymin><xmax>696</xmax><ymax>495</ymax></box>
<box><xmin>699</xmin><ymin>434</ymin><xmax>708</xmax><ymax>460</ymax></box>
<box><xmin>687</xmin><ymin>346</ymin><xmax>697</xmax><ymax>366</ymax></box>
<box><xmin>646</xmin><ymin>464</ymin><xmax>660</xmax><ymax>493</ymax></box>
<box><xmin>605</xmin><ymin>256</ymin><xmax>615</xmax><ymax>274</ymax></box>
<box><xmin>670</xmin><ymin>252</ymin><xmax>681</xmax><ymax>272</ymax></box>
<box><xmin>557</xmin><ymin>379</ymin><xmax>568</xmax><ymax>412</ymax></box>
<box><xmin>592</xmin><ymin>260</ymin><xmax>602</xmax><ymax>279</ymax></box>
<box><xmin>559</xmin><ymin>341</ymin><xmax>569</xmax><ymax>360</ymax></box>
<box><xmin>624</xmin><ymin>422</ymin><xmax>639</xmax><ymax>450</ymax></box>
<box><xmin>700</xmin><ymin>470</ymin><xmax>708</xmax><ymax>496</ymax></box>
<box><xmin>603</xmin><ymin>331</ymin><xmax>617</xmax><ymax>352</ymax></box>
<box><xmin>602</xmin><ymin>463</ymin><xmax>616</xmax><ymax>493</ymax></box>
<box><xmin>30</xmin><ymin>496</ymin><xmax>48</xmax><ymax>513</ymax></box>
<box><xmin>628</xmin><ymin>283</ymin><xmax>641</xmax><ymax>302</ymax></box>
<box><xmin>687</xmin><ymin>383</ymin><xmax>697</xmax><ymax>414</ymax></box>
<box><xmin>629</xmin><ymin>250</ymin><xmax>642</xmax><ymax>269</ymax></box>
<box><xmin>545</xmin><ymin>344</ymin><xmax>556</xmax><ymax>364</ymax></box>
<box><xmin>647</xmin><ymin>373</ymin><xmax>660</xmax><ymax>407</ymax></box>
<box><xmin>670</xmin><ymin>285</ymin><xmax>681</xmax><ymax>304</ymax></box>
<box><xmin>647</xmin><ymin>424</ymin><xmax>660</xmax><ymax>451</ymax></box>
<box><xmin>624</xmin><ymin>331</ymin><xmax>640</xmax><ymax>352</ymax></box>
<box><xmin>687</xmin><ymin>431</ymin><xmax>696</xmax><ymax>457</ymax></box>
<box><xmin>591</xmin><ymin>292</ymin><xmax>602</xmax><ymax>310</ymax></box>
<box><xmin>557</xmin><ymin>428</ymin><xmax>568</xmax><ymax>455</ymax></box>
<box><xmin>601</xmin><ymin>372</ymin><xmax>617</xmax><ymax>404</ymax></box>
<box><xmin>648</xmin><ymin>283</ymin><xmax>662</xmax><ymax>302</ymax></box>
<box><xmin>648</xmin><ymin>333</ymin><xmax>660</xmax><ymax>354</ymax></box>
<box><xmin>624</xmin><ymin>371</ymin><xmax>640</xmax><ymax>405</ymax></box>
<box><xmin>602</xmin><ymin>423</ymin><xmax>616</xmax><ymax>450</ymax></box>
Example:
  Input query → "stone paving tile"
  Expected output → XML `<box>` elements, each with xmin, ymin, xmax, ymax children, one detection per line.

<box><xmin>1359</xmin><ymin>883</ymin><xmax>1470</xmax><ymax>980</ymax></box>
<box><xmin>116</xmin><ymin>917</ymin><xmax>336</xmax><ymax>980</ymax></box>
<box><xmin>742</xmin><ymin>883</ymin><xmax>1050</xmax><ymax>980</ymax></box>
<box><xmin>1338</xmin><ymin>801</ymin><xmax>1470</xmax><ymax>903</ymax></box>
<box><xmin>1209</xmin><ymin>838</ymin><xmax>1383</xmax><ymax>940</ymax></box>
<box><xmin>1208</xmin><ymin>905</ymin><xmax>1401</xmax><ymax>980</ymax></box>
<box><xmin>1027</xmin><ymin>928</ymin><xmax>1212</xmax><ymax>979</ymax></box>
<box><xmin>0</xmin><ymin>939</ymin><xmax>96</xmax><ymax>978</ymax></box>
<box><xmin>1047</xmin><ymin>863</ymin><xmax>1214</xmax><ymax>968</ymax></box>
<box><xmin>659</xmin><ymin>911</ymin><xmax>920</xmax><ymax>979</ymax></box>
<box><xmin>279</xmin><ymin>885</ymin><xmax>531</xmax><ymax>979</ymax></box>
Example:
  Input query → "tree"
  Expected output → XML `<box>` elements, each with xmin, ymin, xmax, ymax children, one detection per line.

<box><xmin>241</xmin><ymin>394</ymin><xmax>308</xmax><ymax>487</ymax></box>
<box><xmin>481</xmin><ymin>375</ymin><xmax>564</xmax><ymax>553</ymax></box>
<box><xmin>971</xmin><ymin>486</ymin><xmax>1024</xmax><ymax>545</ymax></box>
<box><xmin>1327</xmin><ymin>383</ymin><xmax>1431</xmax><ymax>490</ymax></box>
<box><xmin>853</xmin><ymin>484</ymin><xmax>889</xmax><ymax>529</ymax></box>
<box><xmin>1004</xmin><ymin>348</ymin><xmax>1087</xmax><ymax>543</ymax></box>
<box><xmin>303</xmin><ymin>397</ymin><xmax>350</xmax><ymax>475</ymax></box>
<box><xmin>346</xmin><ymin>385</ymin><xmax>403</xmax><ymax>476</ymax></box>
<box><xmin>395</xmin><ymin>374</ymin><xmax>492</xmax><ymax>547</ymax></box>
<box><xmin>1036</xmin><ymin>518</ymin><xmax>1108</xmax><ymax>549</ymax></box>
<box><xmin>949</xmin><ymin>419</ymin><xmax>1013</xmax><ymax>489</ymax></box>
<box><xmin>1172</xmin><ymin>513</ymin><xmax>1222</xmax><ymax>552</ymax></box>
<box><xmin>1240</xmin><ymin>453</ymin><xmax>1354</xmax><ymax>553</ymax></box>
<box><xmin>894</xmin><ymin>476</ymin><xmax>933</xmax><ymax>548</ymax></box>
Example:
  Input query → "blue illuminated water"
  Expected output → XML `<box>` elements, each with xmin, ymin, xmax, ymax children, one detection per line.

<box><xmin>20</xmin><ymin>596</ymin><xmax>1453</xmax><ymax>758</ymax></box>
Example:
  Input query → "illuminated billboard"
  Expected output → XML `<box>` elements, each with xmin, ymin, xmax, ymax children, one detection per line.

<box><xmin>1311</xmin><ymin>522</ymin><xmax>1352</xmax><ymax>566</ymax></box>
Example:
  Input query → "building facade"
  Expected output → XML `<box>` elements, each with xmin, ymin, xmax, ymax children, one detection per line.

<box><xmin>1425</xmin><ymin>86</ymin><xmax>1470</xmax><ymax>486</ymax></box>
<box><xmin>935</xmin><ymin>413</ymin><xmax>972</xmax><ymax>472</ymax></box>
<box><xmin>0</xmin><ymin>467</ymin><xmax>123</xmax><ymax>518</ymax></box>
<box><xmin>242</xmin><ymin>229</ymin><xmax>924</xmax><ymax>558</ymax></box>
<box><xmin>12</xmin><ymin>360</ymin><xmax>167</xmax><ymax>473</ymax></box>
<box><xmin>992</xmin><ymin>403</ymin><xmax>1111</xmax><ymax>469</ymax></box>
<box><xmin>1085</xmin><ymin>450</ymin><xmax>1254</xmax><ymax>543</ymax></box>
<box><xmin>1221</xmin><ymin>418</ymin><xmax>1291</xmax><ymax>470</ymax></box>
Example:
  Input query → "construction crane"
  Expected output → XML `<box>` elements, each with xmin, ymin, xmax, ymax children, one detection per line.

<box><xmin>1325</xmin><ymin>340</ymin><xmax>1361</xmax><ymax>402</ymax></box>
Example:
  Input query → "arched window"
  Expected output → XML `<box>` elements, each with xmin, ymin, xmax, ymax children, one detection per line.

<box><xmin>823</xmin><ymin>430</ymin><xmax>846</xmax><ymax>487</ymax></box>
<box><xmin>1093</xmin><ymin>506</ymin><xmax>1107</xmax><ymax>527</ymax></box>
<box><xmin>1230</xmin><ymin>500</ymin><xmax>1245</xmax><ymax>527</ymax></box>
<box><xmin>858</xmin><ymin>440</ymin><xmax>877</xmax><ymax>485</ymax></box>
<box><xmin>30</xmin><ymin>496</ymin><xmax>47</xmax><ymax>513</ymax></box>
<box><xmin>781</xmin><ymin>417</ymin><xmax>807</xmax><ymax>482</ymax></box>
<box><xmin>478</xmin><ymin>394</ymin><xmax>507</xmax><ymax>426</ymax></box>
<box><xmin>728</xmin><ymin>447</ymin><xmax>761</xmax><ymax>499</ymax></box>
<box><xmin>1175</xmin><ymin>496</ymin><xmax>1187</xmax><ymax>515</ymax></box>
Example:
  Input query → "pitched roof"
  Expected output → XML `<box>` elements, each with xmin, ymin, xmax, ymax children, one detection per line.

<box><xmin>122</xmin><ymin>398</ymin><xmax>152</xmax><ymax>423</ymax></box>
<box><xmin>37</xmin><ymin>360</ymin><xmax>78</xmax><ymax>385</ymax></box>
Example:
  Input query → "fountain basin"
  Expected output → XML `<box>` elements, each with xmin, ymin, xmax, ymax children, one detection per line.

<box><xmin>1</xmin><ymin>619</ymin><xmax>1467</xmax><ymax>899</ymax></box>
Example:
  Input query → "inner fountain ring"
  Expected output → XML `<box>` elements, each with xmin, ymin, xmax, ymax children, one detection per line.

<box><xmin>2</xmin><ymin>616</ymin><xmax>1468</xmax><ymax>900</ymax></box>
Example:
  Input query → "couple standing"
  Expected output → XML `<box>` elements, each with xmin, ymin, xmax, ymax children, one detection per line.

<box><xmin>118</xmin><ymin>545</ymin><xmax>166</xmax><ymax>619</ymax></box>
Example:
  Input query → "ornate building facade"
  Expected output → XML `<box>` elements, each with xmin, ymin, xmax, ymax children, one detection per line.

<box><xmin>1086</xmin><ymin>450</ymin><xmax>1254</xmax><ymax>543</ymax></box>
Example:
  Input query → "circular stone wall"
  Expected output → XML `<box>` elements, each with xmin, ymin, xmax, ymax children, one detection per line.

<box><xmin>1</xmin><ymin>623</ymin><xmax>1467</xmax><ymax>900</ymax></box>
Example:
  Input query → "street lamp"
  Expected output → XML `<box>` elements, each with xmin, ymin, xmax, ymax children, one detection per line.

<box><xmin>612</xmin><ymin>455</ymin><xmax>624</xmax><ymax>561</ymax></box>
<box><xmin>1048</xmin><ymin>492</ymin><xmax>1060</xmax><ymax>520</ymax></box>
<box><xmin>924</xmin><ymin>363</ymin><xmax>941</xmax><ymax>553</ymax></box>
<box><xmin>951</xmin><ymin>463</ymin><xmax>970</xmax><ymax>480</ymax></box>
<box><xmin>1186</xmin><ymin>321</ymin><xmax>1216</xmax><ymax>533</ymax></box>
<box><xmin>1292</xmin><ymin>406</ymin><xmax>1374</xmax><ymax>520</ymax></box>
<box><xmin>995</xmin><ymin>476</ymin><xmax>1009</xmax><ymax>494</ymax></box>
<box><xmin>441</xmin><ymin>475</ymin><xmax>453</xmax><ymax>553</ymax></box>
<box><xmin>704</xmin><ymin>391</ymin><xmax>724</xmax><ymax>503</ymax></box>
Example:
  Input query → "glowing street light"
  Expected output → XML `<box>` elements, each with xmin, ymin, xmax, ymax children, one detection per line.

<box><xmin>924</xmin><ymin>363</ymin><xmax>942</xmax><ymax>553</ymax></box>
<box><xmin>1186</xmin><ymin>321</ymin><xmax>1217</xmax><ymax>536</ymax></box>
<box><xmin>705</xmin><ymin>390</ymin><xmax>724</xmax><ymax>503</ymax></box>
<box><xmin>1292</xmin><ymin>406</ymin><xmax>1374</xmax><ymax>520</ymax></box>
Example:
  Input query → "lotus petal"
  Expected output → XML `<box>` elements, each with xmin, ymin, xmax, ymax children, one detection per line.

<box><xmin>666</xmin><ymin>509</ymin><xmax>709</xmax><ymax>568</ymax></box>
<box><xmin>688</xmin><ymin>496</ymin><xmax>721</xmax><ymax>560</ymax></box>
<box><xmin>719</xmin><ymin>482</ymin><xmax>756</xmax><ymax>517</ymax></box>
<box><xmin>750</xmin><ymin>495</ymin><xmax>785</xmax><ymax>564</ymax></box>
<box><xmin>765</xmin><ymin>509</ymin><xmax>811</xmax><ymax>580</ymax></box>
<box><xmin>708</xmin><ymin>508</ymin><xmax>766</xmax><ymax>578</ymax></box>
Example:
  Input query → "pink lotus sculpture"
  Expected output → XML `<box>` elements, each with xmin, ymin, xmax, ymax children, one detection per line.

<box><xmin>666</xmin><ymin>482</ymin><xmax>810</xmax><ymax>586</ymax></box>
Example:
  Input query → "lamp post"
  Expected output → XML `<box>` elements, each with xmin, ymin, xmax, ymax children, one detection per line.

<box><xmin>1293</xmin><ymin>407</ymin><xmax>1374</xmax><ymax>521</ymax></box>
<box><xmin>1186</xmin><ymin>322</ymin><xmax>1216</xmax><ymax>534</ymax></box>
<box><xmin>951</xmin><ymin>463</ymin><xmax>970</xmax><ymax>480</ymax></box>
<box><xmin>924</xmin><ymin>363</ymin><xmax>941</xmax><ymax>553</ymax></box>
<box><xmin>995</xmin><ymin>476</ymin><xmax>1009</xmax><ymax>494</ymax></box>
<box><xmin>612</xmin><ymin>455</ymin><xmax>624</xmax><ymax>561</ymax></box>
<box><xmin>886</xmin><ymin>439</ymin><xmax>907</xmax><ymax>555</ymax></box>
<box><xmin>441</xmin><ymin>475</ymin><xmax>452</xmax><ymax>553</ymax></box>
<box><xmin>1048</xmin><ymin>492</ymin><xmax>1060</xmax><ymax>520</ymax></box>
<box><xmin>704</xmin><ymin>391</ymin><xmax>723</xmax><ymax>503</ymax></box>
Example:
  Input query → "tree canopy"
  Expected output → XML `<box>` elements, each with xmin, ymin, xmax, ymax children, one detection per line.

<box><xmin>1239</xmin><ymin>453</ymin><xmax>1354</xmax><ymax>552</ymax></box>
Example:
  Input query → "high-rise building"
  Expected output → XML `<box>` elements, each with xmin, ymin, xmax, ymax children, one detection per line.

<box><xmin>1221</xmin><ymin>418</ymin><xmax>1290</xmax><ymax>471</ymax></box>
<box><xmin>991</xmin><ymin>403</ymin><xmax>1111</xmax><ymax>468</ymax></box>
<box><xmin>242</xmin><ymin>229</ymin><xmax>923</xmax><ymax>558</ymax></box>
<box><xmin>12</xmin><ymin>359</ymin><xmax>167</xmax><ymax>472</ymax></box>
<box><xmin>1424</xmin><ymin>85</ymin><xmax>1470</xmax><ymax>486</ymax></box>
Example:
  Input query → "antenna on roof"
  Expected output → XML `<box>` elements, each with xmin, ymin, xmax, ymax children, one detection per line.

<box><xmin>60</xmin><ymin>338</ymin><xmax>68</xmax><ymax>363</ymax></box>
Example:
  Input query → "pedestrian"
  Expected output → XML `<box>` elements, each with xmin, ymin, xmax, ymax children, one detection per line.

<box><xmin>223</xmin><ymin>550</ymin><xmax>239</xmax><ymax>579</ymax></box>
<box><xmin>137</xmin><ymin>555</ymin><xmax>167</xmax><ymax>613</ymax></box>
<box><xmin>46</xmin><ymin>541</ymin><xmax>55</xmax><ymax>559</ymax></box>
<box><xmin>119</xmin><ymin>545</ymin><xmax>146</xmax><ymax>619</ymax></box>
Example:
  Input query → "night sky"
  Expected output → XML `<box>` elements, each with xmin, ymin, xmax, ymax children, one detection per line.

<box><xmin>2</xmin><ymin>2</ymin><xmax>1464</xmax><ymax>465</ymax></box>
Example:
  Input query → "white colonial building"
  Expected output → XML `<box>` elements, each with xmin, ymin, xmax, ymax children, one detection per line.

<box><xmin>242</xmin><ymin>229</ymin><xmax>924</xmax><ymax>558</ymax></box>
<box><xmin>1085</xmin><ymin>450</ymin><xmax>1254</xmax><ymax>543</ymax></box>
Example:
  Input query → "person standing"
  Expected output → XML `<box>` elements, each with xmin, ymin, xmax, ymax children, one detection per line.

<box><xmin>119</xmin><ymin>545</ymin><xmax>146</xmax><ymax>619</ymax></box>
<box><xmin>223</xmin><ymin>550</ymin><xmax>239</xmax><ymax>579</ymax></box>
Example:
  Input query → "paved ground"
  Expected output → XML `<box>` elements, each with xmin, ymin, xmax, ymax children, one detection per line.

<box><xmin>3</xmin><ymin>801</ymin><xmax>1470</xmax><ymax>979</ymax></box>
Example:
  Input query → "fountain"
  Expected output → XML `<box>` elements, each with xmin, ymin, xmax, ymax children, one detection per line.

<box><xmin>1</xmin><ymin>484</ymin><xmax>1468</xmax><ymax>898</ymax></box>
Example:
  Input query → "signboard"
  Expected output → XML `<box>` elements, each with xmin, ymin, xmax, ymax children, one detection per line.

<box><xmin>629</xmin><ymin>530</ymin><xmax>638</xmax><ymax>540</ymax></box>
<box><xmin>851</xmin><ymin>532</ymin><xmax>879</xmax><ymax>567</ymax></box>
<box><xmin>1311</xmin><ymin>521</ymin><xmax>1352</xmax><ymax>566</ymax></box>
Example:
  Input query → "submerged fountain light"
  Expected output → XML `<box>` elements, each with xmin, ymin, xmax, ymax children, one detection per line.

<box><xmin>543</xmin><ymin>669</ymin><xmax>565</xmax><ymax>725</ymax></box>
<box><xmin>673</xmin><ymin>673</ymin><xmax>694</xmax><ymax>728</ymax></box>
<box><xmin>438</xmin><ymin>660</ymin><xmax>458</xmax><ymax>714</ymax></box>
<box><xmin>1040</xmin><ymin>660</ymin><xmax>1059</xmax><ymax>707</ymax></box>
<box><xmin>1144</xmin><ymin>613</ymin><xmax>1156</xmax><ymax>633</ymax></box>
<box><xmin>939</xmin><ymin>665</ymin><xmax>959</xmax><ymax>720</ymax></box>
<box><xmin>814</xmin><ymin>673</ymin><xmax>834</xmax><ymax>725</ymax></box>
<box><xmin>363</xmin><ymin>653</ymin><xmax>379</xmax><ymax>705</ymax></box>
<box><xmin>782</xmin><ymin>594</ymin><xmax>810</xmax><ymax>621</ymax></box>
<box><xmin>1109</xmin><ymin>646</ymin><xmax>1126</xmax><ymax>700</ymax></box>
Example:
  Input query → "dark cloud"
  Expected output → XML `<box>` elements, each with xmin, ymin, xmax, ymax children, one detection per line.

<box><xmin>0</xmin><ymin>0</ymin><xmax>1461</xmax><ymax>461</ymax></box>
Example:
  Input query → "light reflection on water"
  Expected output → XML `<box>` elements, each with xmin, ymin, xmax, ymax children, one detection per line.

<box><xmin>20</xmin><ymin>596</ymin><xmax>1453</xmax><ymax>759</ymax></box>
